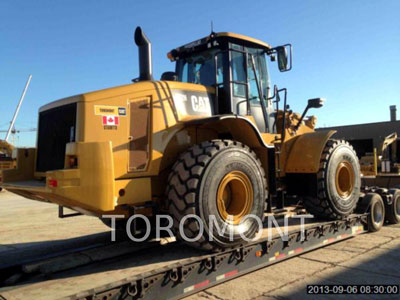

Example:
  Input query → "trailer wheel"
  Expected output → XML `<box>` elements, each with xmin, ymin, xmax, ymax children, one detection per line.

<box><xmin>304</xmin><ymin>140</ymin><xmax>360</xmax><ymax>220</ymax></box>
<box><xmin>366</xmin><ymin>193</ymin><xmax>385</xmax><ymax>232</ymax></box>
<box><xmin>166</xmin><ymin>140</ymin><xmax>266</xmax><ymax>251</ymax></box>
<box><xmin>385</xmin><ymin>189</ymin><xmax>400</xmax><ymax>224</ymax></box>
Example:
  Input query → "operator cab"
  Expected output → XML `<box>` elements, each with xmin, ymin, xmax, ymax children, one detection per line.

<box><xmin>167</xmin><ymin>32</ymin><xmax>291</xmax><ymax>134</ymax></box>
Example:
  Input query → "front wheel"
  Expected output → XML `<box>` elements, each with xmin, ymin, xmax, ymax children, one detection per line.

<box><xmin>304</xmin><ymin>140</ymin><xmax>361</xmax><ymax>220</ymax></box>
<box><xmin>167</xmin><ymin>140</ymin><xmax>267</xmax><ymax>251</ymax></box>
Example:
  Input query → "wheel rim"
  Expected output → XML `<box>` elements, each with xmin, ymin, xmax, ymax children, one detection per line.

<box><xmin>373</xmin><ymin>201</ymin><xmax>384</xmax><ymax>226</ymax></box>
<box><xmin>217</xmin><ymin>171</ymin><xmax>253</xmax><ymax>225</ymax></box>
<box><xmin>335</xmin><ymin>161</ymin><xmax>355</xmax><ymax>198</ymax></box>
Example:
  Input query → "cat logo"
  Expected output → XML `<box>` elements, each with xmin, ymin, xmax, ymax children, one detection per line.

<box><xmin>172</xmin><ymin>90</ymin><xmax>213</xmax><ymax>117</ymax></box>
<box><xmin>190</xmin><ymin>95</ymin><xmax>210</xmax><ymax>113</ymax></box>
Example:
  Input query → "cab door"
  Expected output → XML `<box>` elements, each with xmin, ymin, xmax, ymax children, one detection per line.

<box><xmin>230</xmin><ymin>47</ymin><xmax>270</xmax><ymax>133</ymax></box>
<box><xmin>128</xmin><ymin>97</ymin><xmax>151</xmax><ymax>172</ymax></box>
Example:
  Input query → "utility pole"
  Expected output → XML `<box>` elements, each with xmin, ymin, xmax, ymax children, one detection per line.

<box><xmin>5</xmin><ymin>75</ymin><xmax>32</xmax><ymax>142</ymax></box>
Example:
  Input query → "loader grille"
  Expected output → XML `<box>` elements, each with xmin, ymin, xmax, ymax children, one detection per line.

<box><xmin>36</xmin><ymin>103</ymin><xmax>77</xmax><ymax>172</ymax></box>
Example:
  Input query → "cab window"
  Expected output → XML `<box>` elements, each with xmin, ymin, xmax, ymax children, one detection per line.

<box><xmin>177</xmin><ymin>50</ymin><xmax>219</xmax><ymax>87</ymax></box>
<box><xmin>248</xmin><ymin>48</ymin><xmax>269</xmax><ymax>102</ymax></box>
<box><xmin>231</xmin><ymin>51</ymin><xmax>246</xmax><ymax>97</ymax></box>
<box><xmin>229</xmin><ymin>44</ymin><xmax>269</xmax><ymax>102</ymax></box>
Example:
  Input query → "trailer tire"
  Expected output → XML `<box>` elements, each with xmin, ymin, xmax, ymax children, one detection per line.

<box><xmin>385</xmin><ymin>189</ymin><xmax>400</xmax><ymax>224</ymax></box>
<box><xmin>166</xmin><ymin>140</ymin><xmax>266</xmax><ymax>251</ymax></box>
<box><xmin>366</xmin><ymin>193</ymin><xmax>385</xmax><ymax>232</ymax></box>
<box><xmin>304</xmin><ymin>140</ymin><xmax>360</xmax><ymax>220</ymax></box>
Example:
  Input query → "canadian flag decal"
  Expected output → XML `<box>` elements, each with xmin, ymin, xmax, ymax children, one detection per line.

<box><xmin>102</xmin><ymin>116</ymin><xmax>119</xmax><ymax>126</ymax></box>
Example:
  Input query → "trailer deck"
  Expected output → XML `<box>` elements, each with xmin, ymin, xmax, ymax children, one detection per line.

<box><xmin>0</xmin><ymin>213</ymin><xmax>368</xmax><ymax>300</ymax></box>
<box><xmin>363</xmin><ymin>174</ymin><xmax>400</xmax><ymax>189</ymax></box>
<box><xmin>2</xmin><ymin>187</ymin><xmax>400</xmax><ymax>300</ymax></box>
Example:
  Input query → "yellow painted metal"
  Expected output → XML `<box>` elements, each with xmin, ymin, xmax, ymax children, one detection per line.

<box><xmin>173</xmin><ymin>32</ymin><xmax>271</xmax><ymax>51</ymax></box>
<box><xmin>215</xmin><ymin>32</ymin><xmax>271</xmax><ymax>49</ymax></box>
<box><xmin>48</xmin><ymin>142</ymin><xmax>115</xmax><ymax>211</ymax></box>
<box><xmin>335</xmin><ymin>161</ymin><xmax>355</xmax><ymax>198</ymax></box>
<box><xmin>2</xmin><ymin>148</ymin><xmax>35</xmax><ymax>182</ymax></box>
<box><xmin>285</xmin><ymin>130</ymin><xmax>336</xmax><ymax>173</ymax></box>
<box><xmin>0</xmin><ymin>60</ymin><xmax>339</xmax><ymax>219</ymax></box>
<box><xmin>195</xmin><ymin>117</ymin><xmax>267</xmax><ymax>149</ymax></box>
<box><xmin>1</xmin><ymin>80</ymin><xmax>216</xmax><ymax>215</ymax></box>
<box><xmin>3</xmin><ymin>142</ymin><xmax>116</xmax><ymax>214</ymax></box>
<box><xmin>115</xmin><ymin>177</ymin><xmax>151</xmax><ymax>206</ymax></box>
<box><xmin>216</xmin><ymin>171</ymin><xmax>253</xmax><ymax>225</ymax></box>
<box><xmin>360</xmin><ymin>132</ymin><xmax>397</xmax><ymax>176</ymax></box>
<box><xmin>260</xmin><ymin>133</ymin><xmax>280</xmax><ymax>145</ymax></box>
<box><xmin>37</xmin><ymin>81</ymin><xmax>213</xmax><ymax>181</ymax></box>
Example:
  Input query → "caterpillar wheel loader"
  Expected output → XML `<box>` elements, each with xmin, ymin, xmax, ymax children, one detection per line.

<box><xmin>1</xmin><ymin>27</ymin><xmax>361</xmax><ymax>251</ymax></box>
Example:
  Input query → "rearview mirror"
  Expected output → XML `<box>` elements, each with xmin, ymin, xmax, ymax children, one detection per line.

<box><xmin>276</xmin><ymin>46</ymin><xmax>288</xmax><ymax>71</ymax></box>
<box><xmin>270</xmin><ymin>44</ymin><xmax>292</xmax><ymax>72</ymax></box>
<box><xmin>307</xmin><ymin>98</ymin><xmax>325</xmax><ymax>109</ymax></box>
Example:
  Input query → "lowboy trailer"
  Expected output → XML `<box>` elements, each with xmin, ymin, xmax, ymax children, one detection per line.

<box><xmin>1</xmin><ymin>187</ymin><xmax>399</xmax><ymax>300</ymax></box>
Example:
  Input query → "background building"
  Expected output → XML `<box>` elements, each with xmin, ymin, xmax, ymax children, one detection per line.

<box><xmin>317</xmin><ymin>105</ymin><xmax>399</xmax><ymax>163</ymax></box>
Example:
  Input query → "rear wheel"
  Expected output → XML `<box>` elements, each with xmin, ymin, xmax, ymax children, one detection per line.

<box><xmin>167</xmin><ymin>140</ymin><xmax>266</xmax><ymax>251</ymax></box>
<box><xmin>385</xmin><ymin>189</ymin><xmax>400</xmax><ymax>224</ymax></box>
<box><xmin>304</xmin><ymin>140</ymin><xmax>361</xmax><ymax>219</ymax></box>
<box><xmin>366</xmin><ymin>193</ymin><xmax>385</xmax><ymax>232</ymax></box>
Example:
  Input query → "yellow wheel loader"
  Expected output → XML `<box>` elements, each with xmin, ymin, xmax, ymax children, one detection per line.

<box><xmin>1</xmin><ymin>27</ymin><xmax>361</xmax><ymax>250</ymax></box>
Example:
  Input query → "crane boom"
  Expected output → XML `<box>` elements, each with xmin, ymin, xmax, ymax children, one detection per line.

<box><xmin>5</xmin><ymin>75</ymin><xmax>32</xmax><ymax>142</ymax></box>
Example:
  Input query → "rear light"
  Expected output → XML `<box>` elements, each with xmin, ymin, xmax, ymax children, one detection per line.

<box><xmin>48</xmin><ymin>179</ymin><xmax>58</xmax><ymax>187</ymax></box>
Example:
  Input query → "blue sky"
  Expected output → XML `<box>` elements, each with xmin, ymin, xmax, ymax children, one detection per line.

<box><xmin>1</xmin><ymin>0</ymin><xmax>399</xmax><ymax>146</ymax></box>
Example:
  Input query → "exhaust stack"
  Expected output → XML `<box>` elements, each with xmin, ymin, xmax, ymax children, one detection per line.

<box><xmin>390</xmin><ymin>105</ymin><xmax>397</xmax><ymax>122</ymax></box>
<box><xmin>134</xmin><ymin>27</ymin><xmax>153</xmax><ymax>81</ymax></box>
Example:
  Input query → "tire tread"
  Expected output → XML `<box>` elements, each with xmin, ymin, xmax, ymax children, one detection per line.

<box><xmin>304</xmin><ymin>139</ymin><xmax>359</xmax><ymax>220</ymax></box>
<box><xmin>166</xmin><ymin>139</ymin><xmax>266</xmax><ymax>251</ymax></box>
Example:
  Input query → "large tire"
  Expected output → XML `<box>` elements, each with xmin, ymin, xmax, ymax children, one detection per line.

<box><xmin>166</xmin><ymin>140</ymin><xmax>266</xmax><ymax>251</ymax></box>
<box><xmin>385</xmin><ymin>189</ymin><xmax>400</xmax><ymax>224</ymax></box>
<box><xmin>367</xmin><ymin>193</ymin><xmax>385</xmax><ymax>232</ymax></box>
<box><xmin>304</xmin><ymin>140</ymin><xmax>361</xmax><ymax>220</ymax></box>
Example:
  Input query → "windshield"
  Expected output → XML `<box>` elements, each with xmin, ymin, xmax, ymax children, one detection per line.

<box><xmin>176</xmin><ymin>50</ymin><xmax>221</xmax><ymax>86</ymax></box>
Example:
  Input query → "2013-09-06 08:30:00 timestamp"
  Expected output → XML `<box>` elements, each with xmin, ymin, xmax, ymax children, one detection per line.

<box><xmin>307</xmin><ymin>285</ymin><xmax>399</xmax><ymax>294</ymax></box>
